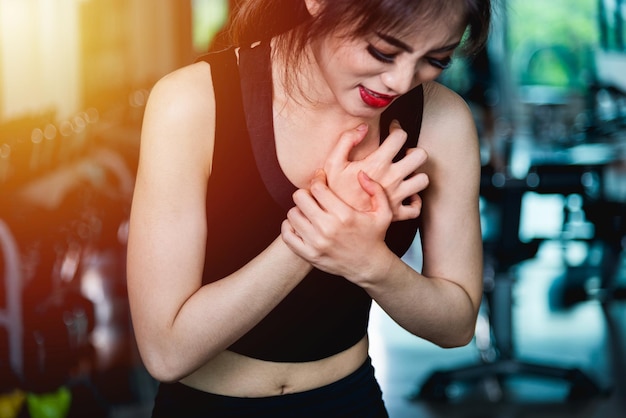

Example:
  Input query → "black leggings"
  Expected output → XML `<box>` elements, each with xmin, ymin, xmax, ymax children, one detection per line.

<box><xmin>151</xmin><ymin>357</ymin><xmax>389</xmax><ymax>418</ymax></box>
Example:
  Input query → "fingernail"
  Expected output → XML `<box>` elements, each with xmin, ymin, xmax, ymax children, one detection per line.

<box><xmin>356</xmin><ymin>123</ymin><xmax>368</xmax><ymax>132</ymax></box>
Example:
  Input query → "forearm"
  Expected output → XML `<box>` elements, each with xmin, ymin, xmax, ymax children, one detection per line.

<box><xmin>131</xmin><ymin>236</ymin><xmax>311</xmax><ymax>382</ymax></box>
<box><xmin>360</xmin><ymin>248</ymin><xmax>481</xmax><ymax>348</ymax></box>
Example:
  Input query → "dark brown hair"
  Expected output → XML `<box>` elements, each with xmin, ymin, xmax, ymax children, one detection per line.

<box><xmin>225</xmin><ymin>0</ymin><xmax>491</xmax><ymax>96</ymax></box>
<box><xmin>229</xmin><ymin>0</ymin><xmax>491</xmax><ymax>54</ymax></box>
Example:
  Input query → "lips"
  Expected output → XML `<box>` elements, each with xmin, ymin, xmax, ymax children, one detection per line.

<box><xmin>359</xmin><ymin>85</ymin><xmax>396</xmax><ymax>108</ymax></box>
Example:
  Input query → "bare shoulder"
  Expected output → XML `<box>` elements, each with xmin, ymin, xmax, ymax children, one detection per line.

<box><xmin>418</xmin><ymin>81</ymin><xmax>480</xmax><ymax>185</ymax></box>
<box><xmin>419</xmin><ymin>81</ymin><xmax>478</xmax><ymax>163</ymax></box>
<box><xmin>149</xmin><ymin>61</ymin><xmax>214</xmax><ymax>109</ymax></box>
<box><xmin>141</xmin><ymin>61</ymin><xmax>216</xmax><ymax>174</ymax></box>
<box><xmin>421</xmin><ymin>81</ymin><xmax>476</xmax><ymax>144</ymax></box>
<box><xmin>145</xmin><ymin>61</ymin><xmax>215</xmax><ymax>136</ymax></box>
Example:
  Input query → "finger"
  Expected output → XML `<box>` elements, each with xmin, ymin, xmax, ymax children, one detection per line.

<box><xmin>291</xmin><ymin>188</ymin><xmax>323</xmax><ymax>219</ymax></box>
<box><xmin>309</xmin><ymin>168</ymin><xmax>349</xmax><ymax>212</ymax></box>
<box><xmin>393</xmin><ymin>147</ymin><xmax>428</xmax><ymax>179</ymax></box>
<box><xmin>281</xmin><ymin>218</ymin><xmax>299</xmax><ymax>242</ymax></box>
<box><xmin>405</xmin><ymin>146</ymin><xmax>427</xmax><ymax>158</ymax></box>
<box><xmin>281</xmin><ymin>219</ymin><xmax>309</xmax><ymax>256</ymax></box>
<box><xmin>394</xmin><ymin>194</ymin><xmax>423</xmax><ymax>221</ymax></box>
<box><xmin>369</xmin><ymin>120</ymin><xmax>408</xmax><ymax>164</ymax></box>
<box><xmin>293</xmin><ymin>181</ymin><xmax>348</xmax><ymax>233</ymax></box>
<box><xmin>397</xmin><ymin>172</ymin><xmax>430</xmax><ymax>197</ymax></box>
<box><xmin>310</xmin><ymin>168</ymin><xmax>327</xmax><ymax>186</ymax></box>
<box><xmin>325</xmin><ymin>124</ymin><xmax>368</xmax><ymax>170</ymax></box>
<box><xmin>357</xmin><ymin>170</ymin><xmax>377</xmax><ymax>197</ymax></box>
<box><xmin>357</xmin><ymin>171</ymin><xmax>392</xmax><ymax>218</ymax></box>
<box><xmin>308</xmin><ymin>175</ymin><xmax>352</xmax><ymax>216</ymax></box>
<box><xmin>285</xmin><ymin>204</ymin><xmax>317</xmax><ymax>244</ymax></box>
<box><xmin>391</xmin><ymin>173</ymin><xmax>428</xmax><ymax>221</ymax></box>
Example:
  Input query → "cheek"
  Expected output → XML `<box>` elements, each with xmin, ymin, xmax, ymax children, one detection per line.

<box><xmin>342</xmin><ymin>54</ymin><xmax>381</xmax><ymax>82</ymax></box>
<box><xmin>332</xmin><ymin>41</ymin><xmax>374</xmax><ymax>74</ymax></box>
<box><xmin>329</xmin><ymin>54</ymin><xmax>368</xmax><ymax>84</ymax></box>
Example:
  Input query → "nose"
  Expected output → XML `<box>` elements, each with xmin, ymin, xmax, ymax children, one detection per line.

<box><xmin>380</xmin><ymin>61</ymin><xmax>417</xmax><ymax>95</ymax></box>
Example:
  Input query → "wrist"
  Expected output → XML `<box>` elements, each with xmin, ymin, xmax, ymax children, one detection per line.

<box><xmin>352</xmin><ymin>245</ymin><xmax>396</xmax><ymax>289</ymax></box>
<box><xmin>275</xmin><ymin>235</ymin><xmax>313</xmax><ymax>272</ymax></box>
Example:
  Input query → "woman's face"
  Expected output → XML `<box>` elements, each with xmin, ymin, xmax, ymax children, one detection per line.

<box><xmin>306</xmin><ymin>13</ymin><xmax>466</xmax><ymax>118</ymax></box>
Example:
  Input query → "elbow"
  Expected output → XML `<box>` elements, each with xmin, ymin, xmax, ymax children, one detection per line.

<box><xmin>437</xmin><ymin>327</ymin><xmax>475</xmax><ymax>349</ymax></box>
<box><xmin>132</xmin><ymin>328</ymin><xmax>186</xmax><ymax>382</ymax></box>
<box><xmin>435</xmin><ymin>281</ymin><xmax>482</xmax><ymax>348</ymax></box>
<box><xmin>430</xmin><ymin>317</ymin><xmax>476</xmax><ymax>348</ymax></box>
<box><xmin>140</xmin><ymin>348</ymin><xmax>190</xmax><ymax>383</ymax></box>
<box><xmin>436</xmin><ymin>316</ymin><xmax>478</xmax><ymax>349</ymax></box>
<box><xmin>136</xmin><ymin>334</ymin><xmax>202</xmax><ymax>382</ymax></box>
<box><xmin>137</xmin><ymin>335</ymin><xmax>222</xmax><ymax>383</ymax></box>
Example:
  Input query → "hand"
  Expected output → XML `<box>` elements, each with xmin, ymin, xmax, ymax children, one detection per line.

<box><xmin>324</xmin><ymin>120</ymin><xmax>429</xmax><ymax>221</ymax></box>
<box><xmin>281</xmin><ymin>170</ymin><xmax>393</xmax><ymax>282</ymax></box>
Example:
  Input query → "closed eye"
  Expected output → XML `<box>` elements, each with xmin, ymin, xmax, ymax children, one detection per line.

<box><xmin>367</xmin><ymin>44</ymin><xmax>397</xmax><ymax>64</ymax></box>
<box><xmin>428</xmin><ymin>56</ymin><xmax>453</xmax><ymax>70</ymax></box>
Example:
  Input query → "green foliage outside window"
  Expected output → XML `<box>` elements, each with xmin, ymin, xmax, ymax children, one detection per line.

<box><xmin>508</xmin><ymin>0</ymin><xmax>598</xmax><ymax>90</ymax></box>
<box><xmin>192</xmin><ymin>0</ymin><xmax>228</xmax><ymax>53</ymax></box>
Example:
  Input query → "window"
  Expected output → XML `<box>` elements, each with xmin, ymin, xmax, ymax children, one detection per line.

<box><xmin>192</xmin><ymin>0</ymin><xmax>228</xmax><ymax>53</ymax></box>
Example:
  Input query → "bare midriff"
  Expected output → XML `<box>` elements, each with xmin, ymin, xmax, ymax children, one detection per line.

<box><xmin>179</xmin><ymin>335</ymin><xmax>369</xmax><ymax>397</ymax></box>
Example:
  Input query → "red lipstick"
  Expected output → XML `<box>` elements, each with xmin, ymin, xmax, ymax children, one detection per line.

<box><xmin>359</xmin><ymin>86</ymin><xmax>396</xmax><ymax>108</ymax></box>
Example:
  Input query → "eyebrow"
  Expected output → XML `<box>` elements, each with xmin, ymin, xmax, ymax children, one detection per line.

<box><xmin>429</xmin><ymin>42</ymin><xmax>461</xmax><ymax>54</ymax></box>
<box><xmin>377</xmin><ymin>32</ymin><xmax>460</xmax><ymax>54</ymax></box>
<box><xmin>377</xmin><ymin>32</ymin><xmax>414</xmax><ymax>52</ymax></box>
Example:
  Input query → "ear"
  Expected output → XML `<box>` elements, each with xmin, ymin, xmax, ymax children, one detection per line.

<box><xmin>304</xmin><ymin>0</ymin><xmax>322</xmax><ymax>17</ymax></box>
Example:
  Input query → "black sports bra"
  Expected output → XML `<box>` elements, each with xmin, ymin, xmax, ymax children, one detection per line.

<box><xmin>195</xmin><ymin>43</ymin><xmax>424</xmax><ymax>362</ymax></box>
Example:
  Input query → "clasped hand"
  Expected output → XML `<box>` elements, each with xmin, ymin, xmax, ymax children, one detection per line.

<box><xmin>324</xmin><ymin>120</ymin><xmax>429</xmax><ymax>221</ymax></box>
<box><xmin>281</xmin><ymin>120</ymin><xmax>429</xmax><ymax>280</ymax></box>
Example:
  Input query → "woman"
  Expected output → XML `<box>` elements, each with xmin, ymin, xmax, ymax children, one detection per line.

<box><xmin>127</xmin><ymin>0</ymin><xmax>490</xmax><ymax>416</ymax></box>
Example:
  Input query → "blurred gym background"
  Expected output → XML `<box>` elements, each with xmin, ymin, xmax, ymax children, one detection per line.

<box><xmin>0</xmin><ymin>1</ymin><xmax>625</xmax><ymax>417</ymax></box>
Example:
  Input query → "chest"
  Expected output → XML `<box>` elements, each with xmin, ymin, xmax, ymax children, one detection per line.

<box><xmin>272</xmin><ymin>116</ymin><xmax>380</xmax><ymax>189</ymax></box>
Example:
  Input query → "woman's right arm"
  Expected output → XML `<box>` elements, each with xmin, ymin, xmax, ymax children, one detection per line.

<box><xmin>126</xmin><ymin>62</ymin><xmax>310</xmax><ymax>383</ymax></box>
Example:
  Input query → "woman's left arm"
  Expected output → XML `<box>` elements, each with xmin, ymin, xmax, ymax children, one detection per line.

<box><xmin>366</xmin><ymin>82</ymin><xmax>483</xmax><ymax>347</ymax></box>
<box><xmin>283</xmin><ymin>82</ymin><xmax>483</xmax><ymax>348</ymax></box>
